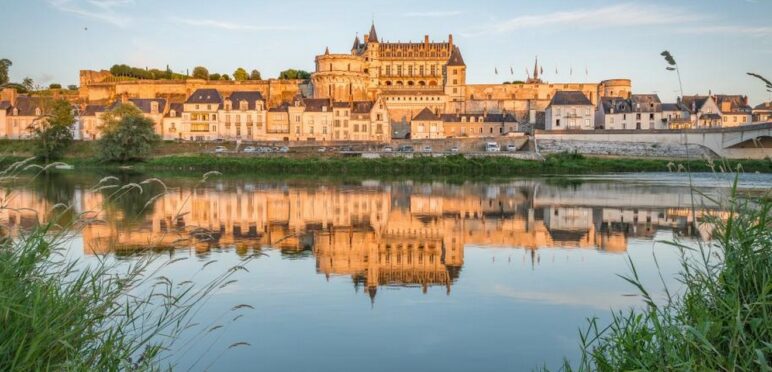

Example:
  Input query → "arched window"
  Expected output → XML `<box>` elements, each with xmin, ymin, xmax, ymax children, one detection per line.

<box><xmin>396</xmin><ymin>81</ymin><xmax>404</xmax><ymax>86</ymax></box>
<box><xmin>407</xmin><ymin>81</ymin><xmax>414</xmax><ymax>86</ymax></box>
<box><xmin>385</xmin><ymin>81</ymin><xmax>392</xmax><ymax>86</ymax></box>
<box><xmin>418</xmin><ymin>81</ymin><xmax>426</xmax><ymax>86</ymax></box>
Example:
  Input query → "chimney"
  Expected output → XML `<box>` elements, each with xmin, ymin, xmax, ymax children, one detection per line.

<box><xmin>121</xmin><ymin>93</ymin><xmax>128</xmax><ymax>104</ymax></box>
<box><xmin>424</xmin><ymin>35</ymin><xmax>429</xmax><ymax>45</ymax></box>
<box><xmin>448</xmin><ymin>34</ymin><xmax>453</xmax><ymax>48</ymax></box>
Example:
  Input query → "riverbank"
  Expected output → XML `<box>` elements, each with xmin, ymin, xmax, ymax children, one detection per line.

<box><xmin>2</xmin><ymin>152</ymin><xmax>770</xmax><ymax>176</ymax></box>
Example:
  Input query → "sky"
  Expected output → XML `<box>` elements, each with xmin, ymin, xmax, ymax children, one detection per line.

<box><xmin>1</xmin><ymin>0</ymin><xmax>771</xmax><ymax>105</ymax></box>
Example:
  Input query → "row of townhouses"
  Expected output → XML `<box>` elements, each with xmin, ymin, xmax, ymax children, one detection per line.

<box><xmin>0</xmin><ymin>86</ymin><xmax>765</xmax><ymax>142</ymax></box>
<box><xmin>544</xmin><ymin>91</ymin><xmax>755</xmax><ymax>132</ymax></box>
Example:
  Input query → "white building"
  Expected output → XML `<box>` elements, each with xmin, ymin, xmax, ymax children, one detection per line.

<box><xmin>545</xmin><ymin>91</ymin><xmax>594</xmax><ymax>131</ymax></box>
<box><xmin>596</xmin><ymin>94</ymin><xmax>665</xmax><ymax>130</ymax></box>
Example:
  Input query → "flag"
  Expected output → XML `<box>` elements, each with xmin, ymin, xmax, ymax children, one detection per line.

<box><xmin>585</xmin><ymin>66</ymin><xmax>588</xmax><ymax>77</ymax></box>
<box><xmin>525</xmin><ymin>67</ymin><xmax>529</xmax><ymax>79</ymax></box>
<box><xmin>555</xmin><ymin>67</ymin><xmax>558</xmax><ymax>74</ymax></box>
<box><xmin>570</xmin><ymin>67</ymin><xmax>573</xmax><ymax>76</ymax></box>
<box><xmin>510</xmin><ymin>66</ymin><xmax>513</xmax><ymax>75</ymax></box>
<box><xmin>540</xmin><ymin>66</ymin><xmax>543</xmax><ymax>75</ymax></box>
<box><xmin>494</xmin><ymin>67</ymin><xmax>498</xmax><ymax>75</ymax></box>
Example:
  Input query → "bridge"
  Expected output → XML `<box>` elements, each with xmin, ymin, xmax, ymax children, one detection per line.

<box><xmin>535</xmin><ymin>122</ymin><xmax>772</xmax><ymax>160</ymax></box>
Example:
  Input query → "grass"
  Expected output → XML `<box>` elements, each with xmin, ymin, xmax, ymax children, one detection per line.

<box><xmin>554</xmin><ymin>180</ymin><xmax>772</xmax><ymax>371</ymax></box>
<box><xmin>0</xmin><ymin>160</ymin><xmax>258</xmax><ymax>370</ymax></box>
<box><xmin>2</xmin><ymin>152</ymin><xmax>770</xmax><ymax>176</ymax></box>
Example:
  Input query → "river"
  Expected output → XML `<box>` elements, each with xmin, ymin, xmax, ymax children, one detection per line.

<box><xmin>1</xmin><ymin>171</ymin><xmax>769</xmax><ymax>371</ymax></box>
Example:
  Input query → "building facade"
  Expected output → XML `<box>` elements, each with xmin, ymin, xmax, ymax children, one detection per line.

<box><xmin>544</xmin><ymin>91</ymin><xmax>594</xmax><ymax>131</ymax></box>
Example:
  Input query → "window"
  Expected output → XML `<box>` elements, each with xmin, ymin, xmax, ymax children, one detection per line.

<box><xmin>408</xmin><ymin>65</ymin><xmax>413</xmax><ymax>76</ymax></box>
<box><xmin>556</xmin><ymin>119</ymin><xmax>561</xmax><ymax>127</ymax></box>
<box><xmin>397</xmin><ymin>65</ymin><xmax>402</xmax><ymax>75</ymax></box>
<box><xmin>584</xmin><ymin>119</ymin><xmax>590</xmax><ymax>127</ymax></box>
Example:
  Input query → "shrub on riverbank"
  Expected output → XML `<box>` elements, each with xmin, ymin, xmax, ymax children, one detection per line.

<box><xmin>0</xmin><ymin>163</ymin><xmax>255</xmax><ymax>370</ymax></box>
<box><xmin>558</xmin><ymin>186</ymin><xmax>771</xmax><ymax>371</ymax></box>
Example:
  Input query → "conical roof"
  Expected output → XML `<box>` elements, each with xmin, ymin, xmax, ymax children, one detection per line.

<box><xmin>367</xmin><ymin>22</ymin><xmax>378</xmax><ymax>43</ymax></box>
<box><xmin>447</xmin><ymin>46</ymin><xmax>465</xmax><ymax>67</ymax></box>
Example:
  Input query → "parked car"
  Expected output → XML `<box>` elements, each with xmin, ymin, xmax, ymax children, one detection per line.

<box><xmin>383</xmin><ymin>146</ymin><xmax>393</xmax><ymax>152</ymax></box>
<box><xmin>214</xmin><ymin>146</ymin><xmax>227</xmax><ymax>153</ymax></box>
<box><xmin>279</xmin><ymin>146</ymin><xmax>289</xmax><ymax>153</ymax></box>
<box><xmin>318</xmin><ymin>147</ymin><xmax>327</xmax><ymax>153</ymax></box>
<box><xmin>505</xmin><ymin>144</ymin><xmax>517</xmax><ymax>152</ymax></box>
<box><xmin>340</xmin><ymin>146</ymin><xmax>352</xmax><ymax>152</ymax></box>
<box><xmin>397</xmin><ymin>145</ymin><xmax>414</xmax><ymax>153</ymax></box>
<box><xmin>449</xmin><ymin>146</ymin><xmax>459</xmax><ymax>154</ymax></box>
<box><xmin>485</xmin><ymin>142</ymin><xmax>500</xmax><ymax>152</ymax></box>
<box><xmin>422</xmin><ymin>146</ymin><xmax>433</xmax><ymax>153</ymax></box>
<box><xmin>243</xmin><ymin>146</ymin><xmax>256</xmax><ymax>153</ymax></box>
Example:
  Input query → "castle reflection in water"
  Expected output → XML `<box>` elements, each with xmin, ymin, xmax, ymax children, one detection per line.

<box><xmin>1</xmin><ymin>178</ymin><xmax>722</xmax><ymax>299</ymax></box>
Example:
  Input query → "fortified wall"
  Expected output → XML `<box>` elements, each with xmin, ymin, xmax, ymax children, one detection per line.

<box><xmin>79</xmin><ymin>70</ymin><xmax>310</xmax><ymax>107</ymax></box>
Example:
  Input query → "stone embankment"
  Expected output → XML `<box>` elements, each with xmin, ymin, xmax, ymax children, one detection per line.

<box><xmin>536</xmin><ymin>139</ymin><xmax>715</xmax><ymax>159</ymax></box>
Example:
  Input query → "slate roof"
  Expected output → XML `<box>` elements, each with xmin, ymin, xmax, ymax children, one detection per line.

<box><xmin>600</xmin><ymin>97</ymin><xmax>632</xmax><ymax>114</ymax></box>
<box><xmin>302</xmin><ymin>98</ymin><xmax>332</xmax><ymax>112</ymax></box>
<box><xmin>440</xmin><ymin>113</ymin><xmax>517</xmax><ymax>122</ymax></box>
<box><xmin>128</xmin><ymin>98</ymin><xmax>166</xmax><ymax>113</ymax></box>
<box><xmin>225</xmin><ymin>91</ymin><xmax>264</xmax><ymax>110</ymax></box>
<box><xmin>0</xmin><ymin>101</ymin><xmax>10</xmax><ymax>111</ymax></box>
<box><xmin>701</xmin><ymin>113</ymin><xmax>722</xmax><ymax>120</ymax></box>
<box><xmin>10</xmin><ymin>95</ymin><xmax>46</xmax><ymax>116</ymax></box>
<box><xmin>186</xmin><ymin>89</ymin><xmax>222</xmax><ymax>104</ymax></box>
<box><xmin>81</xmin><ymin>104</ymin><xmax>106</xmax><ymax>116</ymax></box>
<box><xmin>412</xmin><ymin>107</ymin><xmax>440</xmax><ymax>121</ymax></box>
<box><xmin>367</xmin><ymin>23</ymin><xmax>378</xmax><ymax>43</ymax></box>
<box><xmin>662</xmin><ymin>102</ymin><xmax>689</xmax><ymax>111</ymax></box>
<box><xmin>165</xmin><ymin>103</ymin><xmax>183</xmax><ymax>117</ymax></box>
<box><xmin>446</xmin><ymin>46</ymin><xmax>465</xmax><ymax>67</ymax></box>
<box><xmin>680</xmin><ymin>96</ymin><xmax>709</xmax><ymax>113</ymax></box>
<box><xmin>714</xmin><ymin>94</ymin><xmax>751</xmax><ymax>113</ymax></box>
<box><xmin>754</xmin><ymin>102</ymin><xmax>772</xmax><ymax>110</ymax></box>
<box><xmin>351</xmin><ymin>101</ymin><xmax>374</xmax><ymax>114</ymax></box>
<box><xmin>268</xmin><ymin>103</ymin><xmax>289</xmax><ymax>112</ymax></box>
<box><xmin>549</xmin><ymin>91</ymin><xmax>592</xmax><ymax>106</ymax></box>
<box><xmin>630</xmin><ymin>94</ymin><xmax>661</xmax><ymax>112</ymax></box>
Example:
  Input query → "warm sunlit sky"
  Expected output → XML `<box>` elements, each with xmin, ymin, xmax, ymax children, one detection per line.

<box><xmin>2</xmin><ymin>0</ymin><xmax>771</xmax><ymax>104</ymax></box>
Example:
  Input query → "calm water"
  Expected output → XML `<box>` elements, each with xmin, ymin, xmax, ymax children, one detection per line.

<box><xmin>2</xmin><ymin>172</ymin><xmax>770</xmax><ymax>371</ymax></box>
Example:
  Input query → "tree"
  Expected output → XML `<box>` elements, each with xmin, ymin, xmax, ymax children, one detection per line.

<box><xmin>29</xmin><ymin>99</ymin><xmax>74</xmax><ymax>164</ymax></box>
<box><xmin>97</xmin><ymin>104</ymin><xmax>160</xmax><ymax>162</ymax></box>
<box><xmin>22</xmin><ymin>77</ymin><xmax>34</xmax><ymax>91</ymax></box>
<box><xmin>0</xmin><ymin>59</ymin><xmax>11</xmax><ymax>85</ymax></box>
<box><xmin>49</xmin><ymin>83</ymin><xmax>62</xmax><ymax>89</ymax></box>
<box><xmin>250</xmin><ymin>69</ymin><xmax>261</xmax><ymax>80</ymax></box>
<box><xmin>208</xmin><ymin>73</ymin><xmax>221</xmax><ymax>81</ymax></box>
<box><xmin>192</xmin><ymin>66</ymin><xmax>209</xmax><ymax>80</ymax></box>
<box><xmin>278</xmin><ymin>69</ymin><xmax>311</xmax><ymax>80</ymax></box>
<box><xmin>233</xmin><ymin>67</ymin><xmax>248</xmax><ymax>81</ymax></box>
<box><xmin>67</xmin><ymin>85</ymin><xmax>78</xmax><ymax>91</ymax></box>
<box><xmin>220</xmin><ymin>74</ymin><xmax>231</xmax><ymax>81</ymax></box>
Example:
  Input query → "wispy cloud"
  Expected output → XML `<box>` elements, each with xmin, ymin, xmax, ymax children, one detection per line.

<box><xmin>48</xmin><ymin>0</ymin><xmax>132</xmax><ymax>27</ymax></box>
<box><xmin>677</xmin><ymin>25</ymin><xmax>772</xmax><ymax>38</ymax></box>
<box><xmin>403</xmin><ymin>10</ymin><xmax>462</xmax><ymax>18</ymax></box>
<box><xmin>463</xmin><ymin>3</ymin><xmax>702</xmax><ymax>36</ymax></box>
<box><xmin>170</xmin><ymin>17</ymin><xmax>294</xmax><ymax>31</ymax></box>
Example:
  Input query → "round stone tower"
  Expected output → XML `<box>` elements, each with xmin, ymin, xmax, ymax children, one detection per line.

<box><xmin>599</xmin><ymin>79</ymin><xmax>632</xmax><ymax>98</ymax></box>
<box><xmin>312</xmin><ymin>50</ymin><xmax>369</xmax><ymax>101</ymax></box>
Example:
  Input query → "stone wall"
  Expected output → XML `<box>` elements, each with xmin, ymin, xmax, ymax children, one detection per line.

<box><xmin>536</xmin><ymin>139</ymin><xmax>715</xmax><ymax>159</ymax></box>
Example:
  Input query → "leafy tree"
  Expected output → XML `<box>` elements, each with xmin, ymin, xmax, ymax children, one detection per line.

<box><xmin>29</xmin><ymin>99</ymin><xmax>74</xmax><ymax>164</ymax></box>
<box><xmin>49</xmin><ymin>83</ymin><xmax>62</xmax><ymax>89</ymax></box>
<box><xmin>208</xmin><ymin>73</ymin><xmax>221</xmax><ymax>81</ymax></box>
<box><xmin>67</xmin><ymin>85</ymin><xmax>78</xmax><ymax>91</ymax></box>
<box><xmin>278</xmin><ymin>69</ymin><xmax>311</xmax><ymax>80</ymax></box>
<box><xmin>250</xmin><ymin>69</ymin><xmax>261</xmax><ymax>80</ymax></box>
<box><xmin>192</xmin><ymin>66</ymin><xmax>209</xmax><ymax>80</ymax></box>
<box><xmin>0</xmin><ymin>59</ymin><xmax>11</xmax><ymax>85</ymax></box>
<box><xmin>22</xmin><ymin>77</ymin><xmax>34</xmax><ymax>91</ymax></box>
<box><xmin>97</xmin><ymin>104</ymin><xmax>160</xmax><ymax>162</ymax></box>
<box><xmin>220</xmin><ymin>74</ymin><xmax>231</xmax><ymax>81</ymax></box>
<box><xmin>233</xmin><ymin>67</ymin><xmax>248</xmax><ymax>81</ymax></box>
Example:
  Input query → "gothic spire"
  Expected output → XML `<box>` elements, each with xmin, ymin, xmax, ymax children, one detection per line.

<box><xmin>352</xmin><ymin>33</ymin><xmax>361</xmax><ymax>51</ymax></box>
<box><xmin>367</xmin><ymin>22</ymin><xmax>378</xmax><ymax>43</ymax></box>
<box><xmin>533</xmin><ymin>56</ymin><xmax>539</xmax><ymax>81</ymax></box>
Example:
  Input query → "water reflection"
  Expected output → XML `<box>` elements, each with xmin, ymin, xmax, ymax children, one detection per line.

<box><xmin>2</xmin><ymin>176</ymin><xmax>727</xmax><ymax>301</ymax></box>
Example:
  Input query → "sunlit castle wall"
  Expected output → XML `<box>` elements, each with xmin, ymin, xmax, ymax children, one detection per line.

<box><xmin>311</xmin><ymin>54</ymin><xmax>369</xmax><ymax>101</ymax></box>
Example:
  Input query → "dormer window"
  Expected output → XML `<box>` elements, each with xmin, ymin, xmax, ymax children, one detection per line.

<box><xmin>224</xmin><ymin>100</ymin><xmax>232</xmax><ymax>111</ymax></box>
<box><xmin>12</xmin><ymin>108</ymin><xmax>18</xmax><ymax>115</ymax></box>
<box><xmin>35</xmin><ymin>108</ymin><xmax>41</xmax><ymax>116</ymax></box>
<box><xmin>239</xmin><ymin>100</ymin><xmax>248</xmax><ymax>111</ymax></box>
<box><xmin>150</xmin><ymin>101</ymin><xmax>159</xmax><ymax>114</ymax></box>
<box><xmin>170</xmin><ymin>110</ymin><xmax>177</xmax><ymax>117</ymax></box>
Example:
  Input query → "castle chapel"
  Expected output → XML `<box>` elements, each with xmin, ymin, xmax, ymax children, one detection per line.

<box><xmin>312</xmin><ymin>23</ymin><xmax>632</xmax><ymax>123</ymax></box>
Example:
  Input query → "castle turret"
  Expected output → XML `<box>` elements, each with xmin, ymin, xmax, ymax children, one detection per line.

<box><xmin>444</xmin><ymin>41</ymin><xmax>466</xmax><ymax>113</ymax></box>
